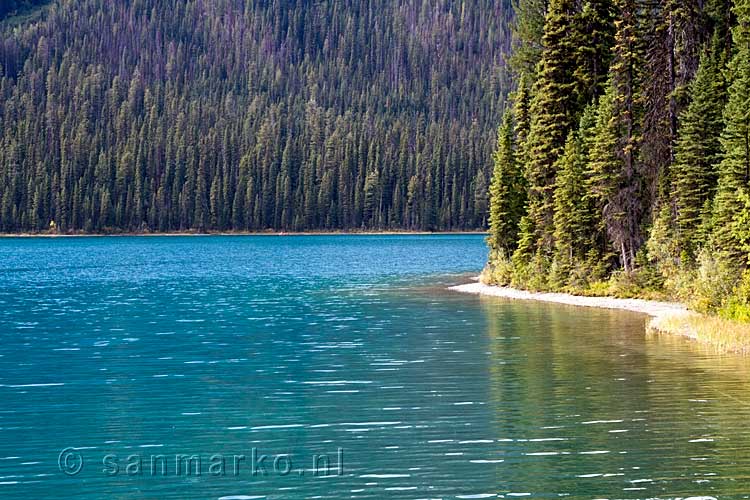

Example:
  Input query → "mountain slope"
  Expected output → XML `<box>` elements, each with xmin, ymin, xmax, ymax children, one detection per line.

<box><xmin>0</xmin><ymin>1</ymin><xmax>49</xmax><ymax>22</ymax></box>
<box><xmin>0</xmin><ymin>0</ymin><xmax>512</xmax><ymax>233</ymax></box>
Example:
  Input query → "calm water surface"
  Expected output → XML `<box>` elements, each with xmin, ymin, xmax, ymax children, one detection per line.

<box><xmin>1</xmin><ymin>235</ymin><xmax>750</xmax><ymax>499</ymax></box>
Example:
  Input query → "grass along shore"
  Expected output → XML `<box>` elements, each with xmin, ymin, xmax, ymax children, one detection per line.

<box><xmin>451</xmin><ymin>281</ymin><xmax>750</xmax><ymax>355</ymax></box>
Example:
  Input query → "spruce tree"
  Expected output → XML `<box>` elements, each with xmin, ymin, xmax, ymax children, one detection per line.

<box><xmin>552</xmin><ymin>107</ymin><xmax>598</xmax><ymax>285</ymax></box>
<box><xmin>513</xmin><ymin>73</ymin><xmax>533</xmax><ymax>169</ymax></box>
<box><xmin>713</xmin><ymin>0</ymin><xmax>750</xmax><ymax>266</ymax></box>
<box><xmin>0</xmin><ymin>0</ymin><xmax>511</xmax><ymax>234</ymax></box>
<box><xmin>551</xmin><ymin>131</ymin><xmax>587</xmax><ymax>284</ymax></box>
<box><xmin>488</xmin><ymin>111</ymin><xmax>526</xmax><ymax>255</ymax></box>
<box><xmin>575</xmin><ymin>0</ymin><xmax>616</xmax><ymax>107</ymax></box>
<box><xmin>588</xmin><ymin>0</ymin><xmax>646</xmax><ymax>273</ymax></box>
<box><xmin>520</xmin><ymin>0</ymin><xmax>583</xmax><ymax>258</ymax></box>
<box><xmin>673</xmin><ymin>48</ymin><xmax>727</xmax><ymax>260</ymax></box>
<box><xmin>588</xmin><ymin>80</ymin><xmax>624</xmax><ymax>268</ymax></box>
<box><xmin>510</xmin><ymin>0</ymin><xmax>549</xmax><ymax>78</ymax></box>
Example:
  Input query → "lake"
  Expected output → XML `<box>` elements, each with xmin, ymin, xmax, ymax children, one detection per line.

<box><xmin>1</xmin><ymin>234</ymin><xmax>749</xmax><ymax>499</ymax></box>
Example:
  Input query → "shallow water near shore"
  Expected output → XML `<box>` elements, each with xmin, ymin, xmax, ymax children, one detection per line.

<box><xmin>1</xmin><ymin>235</ymin><xmax>750</xmax><ymax>499</ymax></box>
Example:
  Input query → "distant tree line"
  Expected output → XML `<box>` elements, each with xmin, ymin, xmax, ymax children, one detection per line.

<box><xmin>0</xmin><ymin>0</ymin><xmax>512</xmax><ymax>233</ymax></box>
<box><xmin>0</xmin><ymin>0</ymin><xmax>48</xmax><ymax>21</ymax></box>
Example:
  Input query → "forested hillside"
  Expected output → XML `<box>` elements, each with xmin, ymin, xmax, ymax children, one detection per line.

<box><xmin>0</xmin><ymin>1</ymin><xmax>49</xmax><ymax>21</ymax></box>
<box><xmin>0</xmin><ymin>0</ymin><xmax>511</xmax><ymax>233</ymax></box>
<box><xmin>486</xmin><ymin>0</ymin><xmax>750</xmax><ymax>319</ymax></box>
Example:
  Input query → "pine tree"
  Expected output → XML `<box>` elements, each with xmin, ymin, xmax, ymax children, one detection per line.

<box><xmin>520</xmin><ymin>0</ymin><xmax>584</xmax><ymax>258</ymax></box>
<box><xmin>513</xmin><ymin>73</ymin><xmax>533</xmax><ymax>169</ymax></box>
<box><xmin>488</xmin><ymin>111</ymin><xmax>526</xmax><ymax>255</ymax></box>
<box><xmin>551</xmin><ymin>107</ymin><xmax>598</xmax><ymax>284</ymax></box>
<box><xmin>707</xmin><ymin>0</ymin><xmax>734</xmax><ymax>61</ymax></box>
<box><xmin>673</xmin><ymin>48</ymin><xmax>727</xmax><ymax>260</ymax></box>
<box><xmin>587</xmin><ymin>0</ymin><xmax>646</xmax><ymax>273</ymax></box>
<box><xmin>509</xmin><ymin>0</ymin><xmax>549</xmax><ymax>78</ymax></box>
<box><xmin>642</xmin><ymin>0</ymin><xmax>707</xmax><ymax>224</ymax></box>
<box><xmin>713</xmin><ymin>0</ymin><xmax>750</xmax><ymax>266</ymax></box>
<box><xmin>575</xmin><ymin>0</ymin><xmax>616</xmax><ymax>106</ymax></box>
<box><xmin>363</xmin><ymin>169</ymin><xmax>380</xmax><ymax>228</ymax></box>
<box><xmin>0</xmin><ymin>0</ymin><xmax>511</xmax><ymax>234</ymax></box>
<box><xmin>473</xmin><ymin>169</ymin><xmax>489</xmax><ymax>226</ymax></box>
<box><xmin>588</xmin><ymin>80</ymin><xmax>623</xmax><ymax>264</ymax></box>
<box><xmin>551</xmin><ymin>132</ymin><xmax>587</xmax><ymax>283</ymax></box>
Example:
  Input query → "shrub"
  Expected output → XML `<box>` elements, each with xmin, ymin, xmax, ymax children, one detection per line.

<box><xmin>719</xmin><ymin>269</ymin><xmax>750</xmax><ymax>322</ymax></box>
<box><xmin>481</xmin><ymin>249</ymin><xmax>514</xmax><ymax>286</ymax></box>
<box><xmin>689</xmin><ymin>248</ymin><xmax>740</xmax><ymax>314</ymax></box>
<box><xmin>512</xmin><ymin>251</ymin><xmax>549</xmax><ymax>291</ymax></box>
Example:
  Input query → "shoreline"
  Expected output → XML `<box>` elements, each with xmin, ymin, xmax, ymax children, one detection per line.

<box><xmin>450</xmin><ymin>281</ymin><xmax>750</xmax><ymax>355</ymax></box>
<box><xmin>0</xmin><ymin>230</ymin><xmax>488</xmax><ymax>238</ymax></box>
<box><xmin>450</xmin><ymin>282</ymin><xmax>690</xmax><ymax>318</ymax></box>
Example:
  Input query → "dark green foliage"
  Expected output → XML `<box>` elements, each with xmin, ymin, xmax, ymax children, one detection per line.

<box><xmin>519</xmin><ymin>0</ymin><xmax>588</xmax><ymax>257</ymax></box>
<box><xmin>575</xmin><ymin>0</ymin><xmax>616</xmax><ymax>107</ymax></box>
<box><xmin>706</xmin><ymin>0</ymin><xmax>735</xmax><ymax>61</ymax></box>
<box><xmin>512</xmin><ymin>0</ymin><xmax>615</xmax><ymax>261</ymax></box>
<box><xmin>488</xmin><ymin>111</ymin><xmax>526</xmax><ymax>255</ymax></box>
<box><xmin>486</xmin><ymin>75</ymin><xmax>532</xmax><ymax>259</ymax></box>
<box><xmin>509</xmin><ymin>0</ymin><xmax>548</xmax><ymax>78</ymax></box>
<box><xmin>0</xmin><ymin>0</ymin><xmax>48</xmax><ymax>20</ymax></box>
<box><xmin>713</xmin><ymin>0</ymin><xmax>750</xmax><ymax>265</ymax></box>
<box><xmin>485</xmin><ymin>0</ymin><xmax>750</xmax><ymax>317</ymax></box>
<box><xmin>673</xmin><ymin>49</ymin><xmax>727</xmax><ymax>259</ymax></box>
<box><xmin>513</xmin><ymin>74</ymin><xmax>533</xmax><ymax>167</ymax></box>
<box><xmin>551</xmin><ymin>132</ymin><xmax>588</xmax><ymax>284</ymax></box>
<box><xmin>551</xmin><ymin>108</ymin><xmax>600</xmax><ymax>286</ymax></box>
<box><xmin>0</xmin><ymin>0</ymin><xmax>513</xmax><ymax>233</ymax></box>
<box><xmin>641</xmin><ymin>0</ymin><xmax>697</xmax><ymax>214</ymax></box>
<box><xmin>596</xmin><ymin>0</ymin><xmax>647</xmax><ymax>273</ymax></box>
<box><xmin>586</xmin><ymin>79</ymin><xmax>622</xmax><ymax>256</ymax></box>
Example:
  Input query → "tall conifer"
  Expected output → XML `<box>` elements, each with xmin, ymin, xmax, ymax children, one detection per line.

<box><xmin>521</xmin><ymin>0</ymin><xmax>582</xmax><ymax>257</ymax></box>
<box><xmin>673</xmin><ymin>48</ymin><xmax>727</xmax><ymax>259</ymax></box>
<box><xmin>488</xmin><ymin>111</ymin><xmax>526</xmax><ymax>255</ymax></box>
<box><xmin>552</xmin><ymin>107</ymin><xmax>598</xmax><ymax>284</ymax></box>
<box><xmin>713</xmin><ymin>0</ymin><xmax>750</xmax><ymax>265</ymax></box>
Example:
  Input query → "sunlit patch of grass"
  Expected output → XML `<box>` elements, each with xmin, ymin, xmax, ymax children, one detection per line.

<box><xmin>649</xmin><ymin>312</ymin><xmax>750</xmax><ymax>355</ymax></box>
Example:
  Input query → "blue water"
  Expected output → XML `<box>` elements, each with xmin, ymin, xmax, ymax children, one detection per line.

<box><xmin>1</xmin><ymin>235</ymin><xmax>750</xmax><ymax>499</ymax></box>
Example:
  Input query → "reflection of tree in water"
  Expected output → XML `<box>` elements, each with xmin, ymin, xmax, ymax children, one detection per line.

<box><xmin>480</xmin><ymin>298</ymin><xmax>750</xmax><ymax>497</ymax></box>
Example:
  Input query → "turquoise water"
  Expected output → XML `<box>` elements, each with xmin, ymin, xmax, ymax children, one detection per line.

<box><xmin>1</xmin><ymin>235</ymin><xmax>750</xmax><ymax>499</ymax></box>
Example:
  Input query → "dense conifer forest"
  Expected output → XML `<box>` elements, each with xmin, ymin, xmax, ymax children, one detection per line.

<box><xmin>0</xmin><ymin>0</ymin><xmax>511</xmax><ymax>233</ymax></box>
<box><xmin>0</xmin><ymin>1</ymin><xmax>49</xmax><ymax>21</ymax></box>
<box><xmin>486</xmin><ymin>0</ymin><xmax>750</xmax><ymax>319</ymax></box>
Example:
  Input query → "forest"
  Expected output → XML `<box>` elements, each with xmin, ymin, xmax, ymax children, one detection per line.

<box><xmin>0</xmin><ymin>0</ymin><xmax>512</xmax><ymax>233</ymax></box>
<box><xmin>0</xmin><ymin>1</ymin><xmax>49</xmax><ymax>21</ymax></box>
<box><xmin>485</xmin><ymin>0</ymin><xmax>750</xmax><ymax>319</ymax></box>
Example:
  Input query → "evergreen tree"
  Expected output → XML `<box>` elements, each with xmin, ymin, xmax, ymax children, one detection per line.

<box><xmin>588</xmin><ymin>0</ymin><xmax>646</xmax><ymax>273</ymax></box>
<box><xmin>0</xmin><ymin>0</ymin><xmax>513</xmax><ymax>234</ymax></box>
<box><xmin>510</xmin><ymin>0</ymin><xmax>549</xmax><ymax>78</ymax></box>
<box><xmin>713</xmin><ymin>0</ymin><xmax>750</xmax><ymax>266</ymax></box>
<box><xmin>673</xmin><ymin>48</ymin><xmax>727</xmax><ymax>260</ymax></box>
<box><xmin>587</xmin><ymin>81</ymin><xmax>621</xmax><ymax>262</ymax></box>
<box><xmin>520</xmin><ymin>0</ymin><xmax>584</xmax><ymax>258</ymax></box>
<box><xmin>488</xmin><ymin>111</ymin><xmax>526</xmax><ymax>255</ymax></box>
<box><xmin>513</xmin><ymin>73</ymin><xmax>533</xmax><ymax>169</ymax></box>
<box><xmin>575</xmin><ymin>0</ymin><xmax>616</xmax><ymax>106</ymax></box>
<box><xmin>551</xmin><ymin>107</ymin><xmax>598</xmax><ymax>284</ymax></box>
<box><xmin>484</xmin><ymin>0</ymin><xmax>750</xmax><ymax>311</ymax></box>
